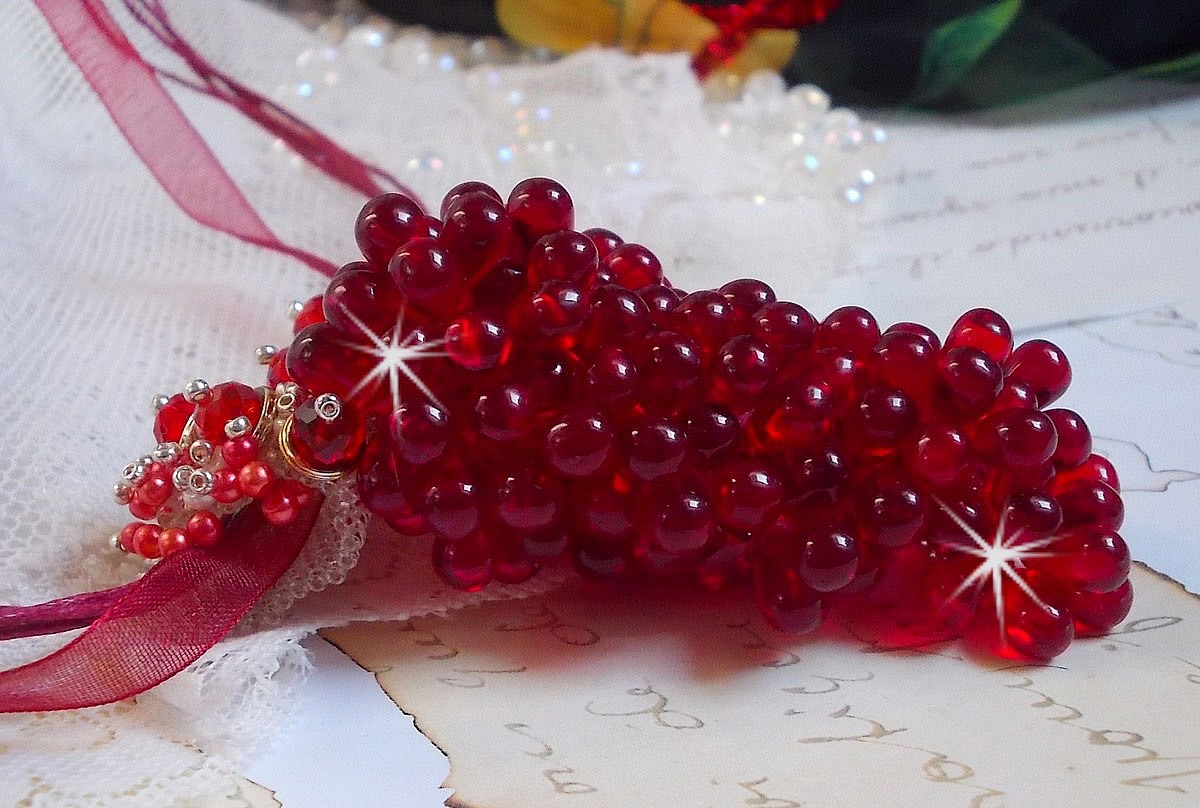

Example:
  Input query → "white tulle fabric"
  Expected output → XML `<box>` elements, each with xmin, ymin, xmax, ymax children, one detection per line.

<box><xmin>0</xmin><ymin>1</ymin><xmax>877</xmax><ymax>804</ymax></box>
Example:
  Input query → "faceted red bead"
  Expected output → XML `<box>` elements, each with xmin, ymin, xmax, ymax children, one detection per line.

<box><xmin>945</xmin><ymin>308</ymin><xmax>1012</xmax><ymax>363</ymax></box>
<box><xmin>355</xmin><ymin>192</ymin><xmax>428</xmax><ymax>267</ymax></box>
<box><xmin>194</xmin><ymin>382</ymin><xmax>263</xmax><ymax>444</ymax></box>
<box><xmin>290</xmin><ymin>397</ymin><xmax>366</xmax><ymax>471</ymax></box>
<box><xmin>153</xmin><ymin>393</ymin><xmax>194</xmax><ymax>444</ymax></box>
<box><xmin>446</xmin><ymin>311</ymin><xmax>510</xmax><ymax>370</ymax></box>
<box><xmin>1005</xmin><ymin>339</ymin><xmax>1072</xmax><ymax>406</ymax></box>
<box><xmin>507</xmin><ymin>177</ymin><xmax>574</xmax><ymax>244</ymax></box>
<box><xmin>267</xmin><ymin>349</ymin><xmax>291</xmax><ymax>387</ymax></box>
<box><xmin>604</xmin><ymin>243</ymin><xmax>663</xmax><ymax>289</ymax></box>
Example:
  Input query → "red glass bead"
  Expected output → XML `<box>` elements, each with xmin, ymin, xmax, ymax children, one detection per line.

<box><xmin>523</xmin><ymin>526</ymin><xmax>570</xmax><ymax>559</ymax></box>
<box><xmin>211</xmin><ymin>468</ymin><xmax>241</xmax><ymax>504</ymax></box>
<box><xmin>547</xmin><ymin>411</ymin><xmax>613</xmax><ymax>478</ymax></box>
<box><xmin>389</xmin><ymin>237</ymin><xmax>465</xmax><ymax>315</ymax></box>
<box><xmin>442</xmin><ymin>190</ymin><xmax>512</xmax><ymax>269</ymax></box>
<box><xmin>440</xmin><ymin>181</ymin><xmax>502</xmax><ymax>219</ymax></box>
<box><xmin>586</xmin><ymin>346</ymin><xmax>638</xmax><ymax>401</ymax></box>
<box><xmin>816</xmin><ymin>306</ymin><xmax>879</xmax><ymax>355</ymax></box>
<box><xmin>529</xmin><ymin>231</ymin><xmax>599</xmax><ymax>283</ymax></box>
<box><xmin>585</xmin><ymin>284</ymin><xmax>652</xmax><ymax>345</ymax></box>
<box><xmin>792</xmin><ymin>445</ymin><xmax>848</xmax><ymax>498</ymax></box>
<box><xmin>1054</xmin><ymin>453</ymin><xmax>1120</xmax><ymax>490</ymax></box>
<box><xmin>507</xmin><ymin>177</ymin><xmax>574</xmax><ymax>243</ymax></box>
<box><xmin>286</xmin><ymin>323</ymin><xmax>374</xmax><ymax>401</ymax></box>
<box><xmin>939</xmin><ymin>347</ymin><xmax>1002</xmax><ymax>416</ymax></box>
<box><xmin>426</xmin><ymin>478</ymin><xmax>481</xmax><ymax>541</ymax></box>
<box><xmin>992</xmin><ymin>409</ymin><xmax>1058</xmax><ymax>468</ymax></box>
<box><xmin>720</xmin><ymin>278</ymin><xmax>776</xmax><ymax>310</ymax></box>
<box><xmin>290</xmin><ymin>397</ymin><xmax>366</xmax><ymax>471</ymax></box>
<box><xmin>582</xmin><ymin>227</ymin><xmax>623</xmax><ymax>262</ymax></box>
<box><xmin>990</xmin><ymin>378</ymin><xmax>1038</xmax><ymax>413</ymax></box>
<box><xmin>1002</xmin><ymin>490</ymin><xmax>1062</xmax><ymax>538</ymax></box>
<box><xmin>855</xmin><ymin>385</ymin><xmax>917</xmax><ymax>446</ymax></box>
<box><xmin>357</xmin><ymin>442</ymin><xmax>427</xmax><ymax>534</ymax></box>
<box><xmin>153</xmin><ymin>393</ymin><xmax>194</xmax><ymax>444</ymax></box>
<box><xmin>694</xmin><ymin>538</ymin><xmax>751</xmax><ymax>591</ymax></box>
<box><xmin>471</xmin><ymin>258</ymin><xmax>529</xmax><ymax>312</ymax></box>
<box><xmin>527</xmin><ymin>280</ymin><xmax>587</xmax><ymax>338</ymax></box>
<box><xmin>194</xmin><ymin>382</ymin><xmax>263</xmax><ymax>445</ymax></box>
<box><xmin>323</xmin><ymin>267</ymin><xmax>399</xmax><ymax>337</ymax></box>
<box><xmin>754</xmin><ymin>563</ymin><xmax>824</xmax><ymax>634</ymax></box>
<box><xmin>493</xmin><ymin>535</ymin><xmax>539</xmax><ymax>585</ymax></box>
<box><xmin>682</xmin><ymin>403</ymin><xmax>739</xmax><ymax>456</ymax></box>
<box><xmin>236</xmin><ymin>460</ymin><xmax>275</xmax><ymax>499</ymax></box>
<box><xmin>446</xmin><ymin>311</ymin><xmax>510</xmax><ymax>370</ymax></box>
<box><xmin>1070</xmin><ymin>579</ymin><xmax>1133</xmax><ymax>633</ymax></box>
<box><xmin>799</xmin><ymin>527</ymin><xmax>859</xmax><ymax>592</ymax></box>
<box><xmin>133</xmin><ymin>523</ymin><xmax>163</xmax><ymax>559</ymax></box>
<box><xmin>624</xmin><ymin>415</ymin><xmax>687</xmax><ymax>480</ymax></box>
<box><xmin>945</xmin><ymin>308</ymin><xmax>1012</xmax><ymax>363</ymax></box>
<box><xmin>220</xmin><ymin>435</ymin><xmax>260</xmax><ymax>470</ymax></box>
<box><xmin>868</xmin><ymin>331</ymin><xmax>938</xmax><ymax>403</ymax></box>
<box><xmin>260</xmin><ymin>479</ymin><xmax>312</xmax><ymax>526</ymax></box>
<box><xmin>644</xmin><ymin>487</ymin><xmax>714</xmax><ymax>555</ymax></box>
<box><xmin>497</xmin><ymin>468</ymin><xmax>561</xmax><ymax>532</ymax></box>
<box><xmin>751</xmin><ymin>301</ymin><xmax>816</xmax><ymax>352</ymax></box>
<box><xmin>713</xmin><ymin>335</ymin><xmax>776</xmax><ymax>398</ymax></box>
<box><xmin>390</xmin><ymin>402</ymin><xmax>449</xmax><ymax>465</ymax></box>
<box><xmin>434</xmin><ymin>534</ymin><xmax>492</xmax><ymax>591</ymax></box>
<box><xmin>910</xmin><ymin>425</ymin><xmax>968</xmax><ymax>485</ymax></box>
<box><xmin>859</xmin><ymin>478</ymin><xmax>924</xmax><ymax>548</ymax></box>
<box><xmin>762</xmin><ymin>380</ymin><xmax>834</xmax><ymax>448</ymax></box>
<box><xmin>267</xmin><ymin>349</ymin><xmax>291</xmax><ymax>387</ymax></box>
<box><xmin>883</xmin><ymin>321</ymin><xmax>941</xmax><ymax>351</ymax></box>
<box><xmin>576</xmin><ymin>477</ymin><xmax>633</xmax><ymax>541</ymax></box>
<box><xmin>475</xmin><ymin>383</ymin><xmax>538</xmax><ymax>441</ymax></box>
<box><xmin>1046</xmin><ymin>408</ymin><xmax>1092</xmax><ymax>468</ymax></box>
<box><xmin>1002</xmin><ymin>585</ymin><xmax>1074</xmax><ymax>660</ymax></box>
<box><xmin>639</xmin><ymin>284</ymin><xmax>683</xmax><ymax>331</ymax></box>
<box><xmin>1058</xmin><ymin>480</ymin><xmax>1124</xmax><ymax>531</ymax></box>
<box><xmin>185</xmin><ymin>510</ymin><xmax>222</xmax><ymax>547</ymax></box>
<box><xmin>1005</xmin><ymin>339</ymin><xmax>1072</xmax><ymax>406</ymax></box>
<box><xmin>355</xmin><ymin>192</ymin><xmax>427</xmax><ymax>267</ymax></box>
<box><xmin>639</xmin><ymin>331</ymin><xmax>703</xmax><ymax>409</ymax></box>
<box><xmin>604</xmin><ymin>243</ymin><xmax>663</xmax><ymax>289</ymax></box>
<box><xmin>292</xmin><ymin>294</ymin><xmax>325</xmax><ymax>334</ymax></box>
<box><xmin>714</xmin><ymin>463</ymin><xmax>783</xmax><ymax>532</ymax></box>
<box><xmin>1045</xmin><ymin>525</ymin><xmax>1130</xmax><ymax>593</ymax></box>
<box><xmin>676</xmin><ymin>290</ymin><xmax>738</xmax><ymax>353</ymax></box>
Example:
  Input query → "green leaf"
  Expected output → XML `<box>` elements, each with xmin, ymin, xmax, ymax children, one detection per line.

<box><xmin>917</xmin><ymin>0</ymin><xmax>1022</xmax><ymax>103</ymax></box>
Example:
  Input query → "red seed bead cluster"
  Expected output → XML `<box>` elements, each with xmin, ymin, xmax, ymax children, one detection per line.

<box><xmin>273</xmin><ymin>178</ymin><xmax>1130</xmax><ymax>660</ymax></box>
<box><xmin>115</xmin><ymin>380</ymin><xmax>316</xmax><ymax>559</ymax></box>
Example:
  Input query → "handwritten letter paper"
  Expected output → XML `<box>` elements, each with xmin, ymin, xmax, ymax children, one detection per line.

<box><xmin>324</xmin><ymin>565</ymin><xmax>1200</xmax><ymax>807</ymax></box>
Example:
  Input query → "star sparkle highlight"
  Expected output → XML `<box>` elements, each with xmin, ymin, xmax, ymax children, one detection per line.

<box><xmin>934</xmin><ymin>497</ymin><xmax>1061</xmax><ymax>643</ymax></box>
<box><xmin>340</xmin><ymin>306</ymin><xmax>447</xmax><ymax>412</ymax></box>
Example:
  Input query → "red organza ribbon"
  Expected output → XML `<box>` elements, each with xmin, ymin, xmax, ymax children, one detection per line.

<box><xmin>0</xmin><ymin>495</ymin><xmax>321</xmax><ymax>713</ymax></box>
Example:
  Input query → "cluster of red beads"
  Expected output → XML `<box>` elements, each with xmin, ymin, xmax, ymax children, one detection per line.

<box><xmin>118</xmin><ymin>382</ymin><xmax>315</xmax><ymax>558</ymax></box>
<box><xmin>275</xmin><ymin>177</ymin><xmax>1130</xmax><ymax>660</ymax></box>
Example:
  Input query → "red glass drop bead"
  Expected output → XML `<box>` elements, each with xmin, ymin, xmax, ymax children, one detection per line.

<box><xmin>859</xmin><ymin>478</ymin><xmax>924</xmax><ymax>548</ymax></box>
<box><xmin>868</xmin><ymin>331</ymin><xmax>938</xmax><ymax>402</ymax></box>
<box><xmin>160</xmin><ymin>525</ymin><xmax>190</xmax><ymax>557</ymax></box>
<box><xmin>236</xmin><ymin>460</ymin><xmax>275</xmax><ymax>499</ymax></box>
<box><xmin>292</xmin><ymin>294</ymin><xmax>325</xmax><ymax>334</ymax></box>
<box><xmin>1005</xmin><ymin>339</ymin><xmax>1072</xmax><ymax>406</ymax></box>
<box><xmin>434</xmin><ymin>534</ymin><xmax>492</xmax><ymax>591</ymax></box>
<box><xmin>390</xmin><ymin>402</ymin><xmax>449</xmax><ymax>465</ymax></box>
<box><xmin>134</xmin><ymin>523</ymin><xmax>163</xmax><ymax>559</ymax></box>
<box><xmin>586</xmin><ymin>346</ymin><xmax>638</xmax><ymax>401</ymax></box>
<box><xmin>389</xmin><ymin>237</ymin><xmax>466</xmax><ymax>314</ymax></box>
<box><xmin>267</xmin><ymin>349</ymin><xmax>291</xmax><ymax>387</ymax></box>
<box><xmin>426</xmin><ymin>478</ymin><xmax>481</xmax><ymax>541</ymax></box>
<box><xmin>1002</xmin><ymin>586</ymin><xmax>1074</xmax><ymax>660</ymax></box>
<box><xmin>639</xmin><ymin>284</ymin><xmax>683</xmax><ymax>331</ymax></box>
<box><xmin>645</xmin><ymin>487</ymin><xmax>714</xmax><ymax>555</ymax></box>
<box><xmin>528</xmin><ymin>230</ymin><xmax>599</xmax><ymax>283</ymax></box>
<box><xmin>547</xmin><ymin>411</ymin><xmax>613</xmax><ymax>478</ymax></box>
<box><xmin>910</xmin><ymin>425</ymin><xmax>968</xmax><ymax>485</ymax></box>
<box><xmin>754</xmin><ymin>564</ymin><xmax>825</xmax><ymax>634</ymax></box>
<box><xmin>990</xmin><ymin>378</ymin><xmax>1038</xmax><ymax>414</ymax></box>
<box><xmin>185</xmin><ymin>510</ymin><xmax>222</xmax><ymax>548</ymax></box>
<box><xmin>939</xmin><ymin>347</ymin><xmax>1002</xmax><ymax>416</ymax></box>
<box><xmin>194</xmin><ymin>382</ymin><xmax>263</xmax><ymax>445</ymax></box>
<box><xmin>471</xmin><ymin>258</ymin><xmax>529</xmax><ymax>312</ymax></box>
<box><xmin>792</xmin><ymin>445</ymin><xmax>848</xmax><ymax>498</ymax></box>
<box><xmin>507</xmin><ymin>177</ymin><xmax>574</xmax><ymax>243</ymax></box>
<box><xmin>357</xmin><ymin>442</ymin><xmax>427</xmax><ymax>534</ymax></box>
<box><xmin>220</xmin><ymin>435</ymin><xmax>260</xmax><ymax>470</ymax></box>
<box><xmin>993</xmin><ymin>409</ymin><xmax>1059</xmax><ymax>468</ymax></box>
<box><xmin>440</xmin><ymin>181</ymin><xmax>502</xmax><ymax>219</ymax></box>
<box><xmin>1070</xmin><ymin>579</ymin><xmax>1133</xmax><ymax>633</ymax></box>
<box><xmin>585</xmin><ymin>284</ymin><xmax>652</xmax><ymax>345</ymax></box>
<box><xmin>625</xmin><ymin>415</ymin><xmax>687</xmax><ymax>480</ymax></box>
<box><xmin>576</xmin><ymin>477</ymin><xmax>633</xmax><ymax>541</ymax></box>
<box><xmin>573</xmin><ymin>535</ymin><xmax>630</xmax><ymax>579</ymax></box>
<box><xmin>924</xmin><ymin>557</ymin><xmax>982</xmax><ymax>630</ymax></box>
<box><xmin>323</xmin><ymin>267</ymin><xmax>399</xmax><ymax>337</ymax></box>
<box><xmin>261</xmin><ymin>480</ymin><xmax>312</xmax><ymax>526</ymax></box>
<box><xmin>211</xmin><ymin>468</ymin><xmax>241</xmax><ymax>504</ymax></box>
<box><xmin>1002</xmin><ymin>490</ymin><xmax>1062</xmax><ymax>538</ymax></box>
<box><xmin>883</xmin><ymin>321</ymin><xmax>941</xmax><ymax>351</ymax></box>
<box><xmin>713</xmin><ymin>335</ymin><xmax>776</xmax><ymax>398</ymax></box>
<box><xmin>1046</xmin><ymin>408</ymin><xmax>1092</xmax><ymax>468</ymax></box>
<box><xmin>816</xmin><ymin>306</ymin><xmax>880</xmax><ymax>355</ymax></box>
<box><xmin>751</xmin><ymin>301</ymin><xmax>816</xmax><ymax>352</ymax></box>
<box><xmin>945</xmin><ymin>308</ymin><xmax>1012</xmax><ymax>363</ymax></box>
<box><xmin>694</xmin><ymin>538</ymin><xmax>751</xmax><ymax>591</ymax></box>
<box><xmin>442</xmin><ymin>190</ymin><xmax>512</xmax><ymax>269</ymax></box>
<box><xmin>355</xmin><ymin>192</ymin><xmax>427</xmax><ymax>267</ymax></box>
<box><xmin>855</xmin><ymin>385</ymin><xmax>917</xmax><ymax>446</ymax></box>
<box><xmin>446</xmin><ymin>311</ymin><xmax>510</xmax><ymax>370</ymax></box>
<box><xmin>286</xmin><ymin>323</ymin><xmax>372</xmax><ymax>401</ymax></box>
<box><xmin>720</xmin><ymin>278</ymin><xmax>776</xmax><ymax>310</ymax></box>
<box><xmin>291</xmin><ymin>397</ymin><xmax>366</xmax><ymax>471</ymax></box>
<box><xmin>799</xmin><ymin>527</ymin><xmax>859</xmax><ymax>592</ymax></box>
<box><xmin>493</xmin><ymin>535</ymin><xmax>540</xmax><ymax>585</ymax></box>
<box><xmin>604</xmin><ymin>243</ymin><xmax>663</xmax><ymax>289</ymax></box>
<box><xmin>475</xmin><ymin>383</ymin><xmax>539</xmax><ymax>441</ymax></box>
<box><xmin>762</xmin><ymin>380</ymin><xmax>834</xmax><ymax>448</ymax></box>
<box><xmin>639</xmin><ymin>331</ymin><xmax>703</xmax><ymax>409</ymax></box>
<box><xmin>583</xmin><ymin>227</ymin><xmax>623</xmax><ymax>261</ymax></box>
<box><xmin>527</xmin><ymin>280</ymin><xmax>587</xmax><ymax>337</ymax></box>
<box><xmin>497</xmin><ymin>468</ymin><xmax>560</xmax><ymax>532</ymax></box>
<box><xmin>1048</xmin><ymin>526</ymin><xmax>1131</xmax><ymax>593</ymax></box>
<box><xmin>714</xmin><ymin>464</ymin><xmax>783</xmax><ymax>532</ymax></box>
<box><xmin>1058</xmin><ymin>480</ymin><xmax>1124</xmax><ymax>531</ymax></box>
<box><xmin>153</xmin><ymin>393</ymin><xmax>194</xmax><ymax>443</ymax></box>
<box><xmin>523</xmin><ymin>526</ymin><xmax>570</xmax><ymax>559</ymax></box>
<box><xmin>676</xmin><ymin>290</ymin><xmax>737</xmax><ymax>352</ymax></box>
<box><xmin>682</xmin><ymin>403</ymin><xmax>739</xmax><ymax>456</ymax></box>
<box><xmin>1054</xmin><ymin>452</ymin><xmax>1120</xmax><ymax>490</ymax></box>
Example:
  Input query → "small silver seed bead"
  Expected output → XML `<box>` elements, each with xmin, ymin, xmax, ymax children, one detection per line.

<box><xmin>255</xmin><ymin>345</ymin><xmax>278</xmax><ymax>365</ymax></box>
<box><xmin>287</xmin><ymin>299</ymin><xmax>306</xmax><ymax>319</ymax></box>
<box><xmin>189</xmin><ymin>440</ymin><xmax>214</xmax><ymax>464</ymax></box>
<box><xmin>314</xmin><ymin>393</ymin><xmax>342</xmax><ymax>422</ymax></box>
<box><xmin>188</xmin><ymin>469</ymin><xmax>215</xmax><ymax>495</ymax></box>
<box><xmin>183</xmin><ymin>379</ymin><xmax>211</xmax><ymax>403</ymax></box>
<box><xmin>225</xmin><ymin>416</ymin><xmax>252</xmax><ymax>438</ymax></box>
<box><xmin>172</xmin><ymin>465</ymin><xmax>195</xmax><ymax>491</ymax></box>
<box><xmin>152</xmin><ymin>442</ymin><xmax>181</xmax><ymax>463</ymax></box>
<box><xmin>113</xmin><ymin>482</ymin><xmax>133</xmax><ymax>505</ymax></box>
<box><xmin>151</xmin><ymin>393</ymin><xmax>171</xmax><ymax>413</ymax></box>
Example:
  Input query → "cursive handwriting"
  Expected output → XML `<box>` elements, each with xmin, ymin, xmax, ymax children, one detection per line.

<box><xmin>586</xmin><ymin>682</ymin><xmax>704</xmax><ymax>729</ymax></box>
<box><xmin>504</xmin><ymin>723</ymin><xmax>597</xmax><ymax>795</ymax></box>
<box><xmin>494</xmin><ymin>600</ymin><xmax>600</xmax><ymax>646</ymax></box>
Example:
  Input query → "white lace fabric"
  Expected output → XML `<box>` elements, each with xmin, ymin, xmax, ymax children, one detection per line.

<box><xmin>0</xmin><ymin>1</ymin><xmax>875</xmax><ymax>804</ymax></box>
